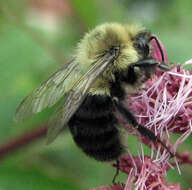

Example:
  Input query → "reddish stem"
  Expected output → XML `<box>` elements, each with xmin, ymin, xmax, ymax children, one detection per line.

<box><xmin>0</xmin><ymin>125</ymin><xmax>191</xmax><ymax>169</ymax></box>
<box><xmin>0</xmin><ymin>126</ymin><xmax>47</xmax><ymax>159</ymax></box>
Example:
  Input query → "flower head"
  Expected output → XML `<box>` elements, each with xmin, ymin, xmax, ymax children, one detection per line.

<box><xmin>118</xmin><ymin>155</ymin><xmax>182</xmax><ymax>190</ymax></box>
<box><xmin>127</xmin><ymin>64</ymin><xmax>192</xmax><ymax>153</ymax></box>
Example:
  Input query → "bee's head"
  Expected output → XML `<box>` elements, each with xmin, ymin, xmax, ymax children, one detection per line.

<box><xmin>129</xmin><ymin>33</ymin><xmax>169</xmax><ymax>77</ymax></box>
<box><xmin>110</xmin><ymin>25</ymin><xmax>169</xmax><ymax>78</ymax></box>
<box><xmin>76</xmin><ymin>23</ymin><xmax>169</xmax><ymax>79</ymax></box>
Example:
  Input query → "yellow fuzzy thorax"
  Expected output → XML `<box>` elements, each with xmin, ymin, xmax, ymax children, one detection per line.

<box><xmin>76</xmin><ymin>23</ymin><xmax>145</xmax><ymax>95</ymax></box>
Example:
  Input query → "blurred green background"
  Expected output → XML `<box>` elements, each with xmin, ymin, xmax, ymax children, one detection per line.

<box><xmin>0</xmin><ymin>0</ymin><xmax>192</xmax><ymax>189</ymax></box>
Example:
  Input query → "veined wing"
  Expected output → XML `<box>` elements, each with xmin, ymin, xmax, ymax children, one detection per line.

<box><xmin>15</xmin><ymin>59</ymin><xmax>83</xmax><ymax>122</ymax></box>
<box><xmin>47</xmin><ymin>52</ymin><xmax>117</xmax><ymax>143</ymax></box>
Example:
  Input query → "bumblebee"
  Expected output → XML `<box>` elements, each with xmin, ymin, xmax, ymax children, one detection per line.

<box><xmin>15</xmin><ymin>23</ymin><xmax>170</xmax><ymax>170</ymax></box>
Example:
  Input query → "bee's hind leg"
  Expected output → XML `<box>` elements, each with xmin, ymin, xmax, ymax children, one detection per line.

<box><xmin>112</xmin><ymin>159</ymin><xmax>120</xmax><ymax>185</ymax></box>
<box><xmin>113</xmin><ymin>99</ymin><xmax>174</xmax><ymax>157</ymax></box>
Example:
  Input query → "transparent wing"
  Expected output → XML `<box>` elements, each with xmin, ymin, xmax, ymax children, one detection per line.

<box><xmin>15</xmin><ymin>59</ymin><xmax>83</xmax><ymax>121</ymax></box>
<box><xmin>47</xmin><ymin>52</ymin><xmax>116</xmax><ymax>143</ymax></box>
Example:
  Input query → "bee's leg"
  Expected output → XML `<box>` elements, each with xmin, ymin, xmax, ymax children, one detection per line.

<box><xmin>112</xmin><ymin>159</ymin><xmax>120</xmax><ymax>185</ymax></box>
<box><xmin>131</xmin><ymin>59</ymin><xmax>169</xmax><ymax>71</ymax></box>
<box><xmin>113</xmin><ymin>99</ymin><xmax>138</xmax><ymax>127</ymax></box>
<box><xmin>137</xmin><ymin>125</ymin><xmax>174</xmax><ymax>157</ymax></box>
<box><xmin>113</xmin><ymin>99</ymin><xmax>174</xmax><ymax>157</ymax></box>
<box><xmin>131</xmin><ymin>59</ymin><xmax>159</xmax><ymax>68</ymax></box>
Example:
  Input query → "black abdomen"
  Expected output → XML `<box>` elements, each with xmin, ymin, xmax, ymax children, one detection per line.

<box><xmin>68</xmin><ymin>95</ymin><xmax>123</xmax><ymax>161</ymax></box>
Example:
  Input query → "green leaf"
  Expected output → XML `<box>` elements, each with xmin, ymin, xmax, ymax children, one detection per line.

<box><xmin>0</xmin><ymin>162</ymin><xmax>80</xmax><ymax>190</ymax></box>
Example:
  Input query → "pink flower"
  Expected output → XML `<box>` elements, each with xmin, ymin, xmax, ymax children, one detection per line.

<box><xmin>127</xmin><ymin>64</ymin><xmax>192</xmax><ymax>153</ymax></box>
<box><xmin>118</xmin><ymin>155</ymin><xmax>182</xmax><ymax>190</ymax></box>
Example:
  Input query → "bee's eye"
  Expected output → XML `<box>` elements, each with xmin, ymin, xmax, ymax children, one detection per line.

<box><xmin>143</xmin><ymin>44</ymin><xmax>150</xmax><ymax>57</ymax></box>
<box><xmin>135</xmin><ymin>40</ymin><xmax>150</xmax><ymax>58</ymax></box>
<box><xmin>134</xmin><ymin>32</ymin><xmax>151</xmax><ymax>58</ymax></box>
